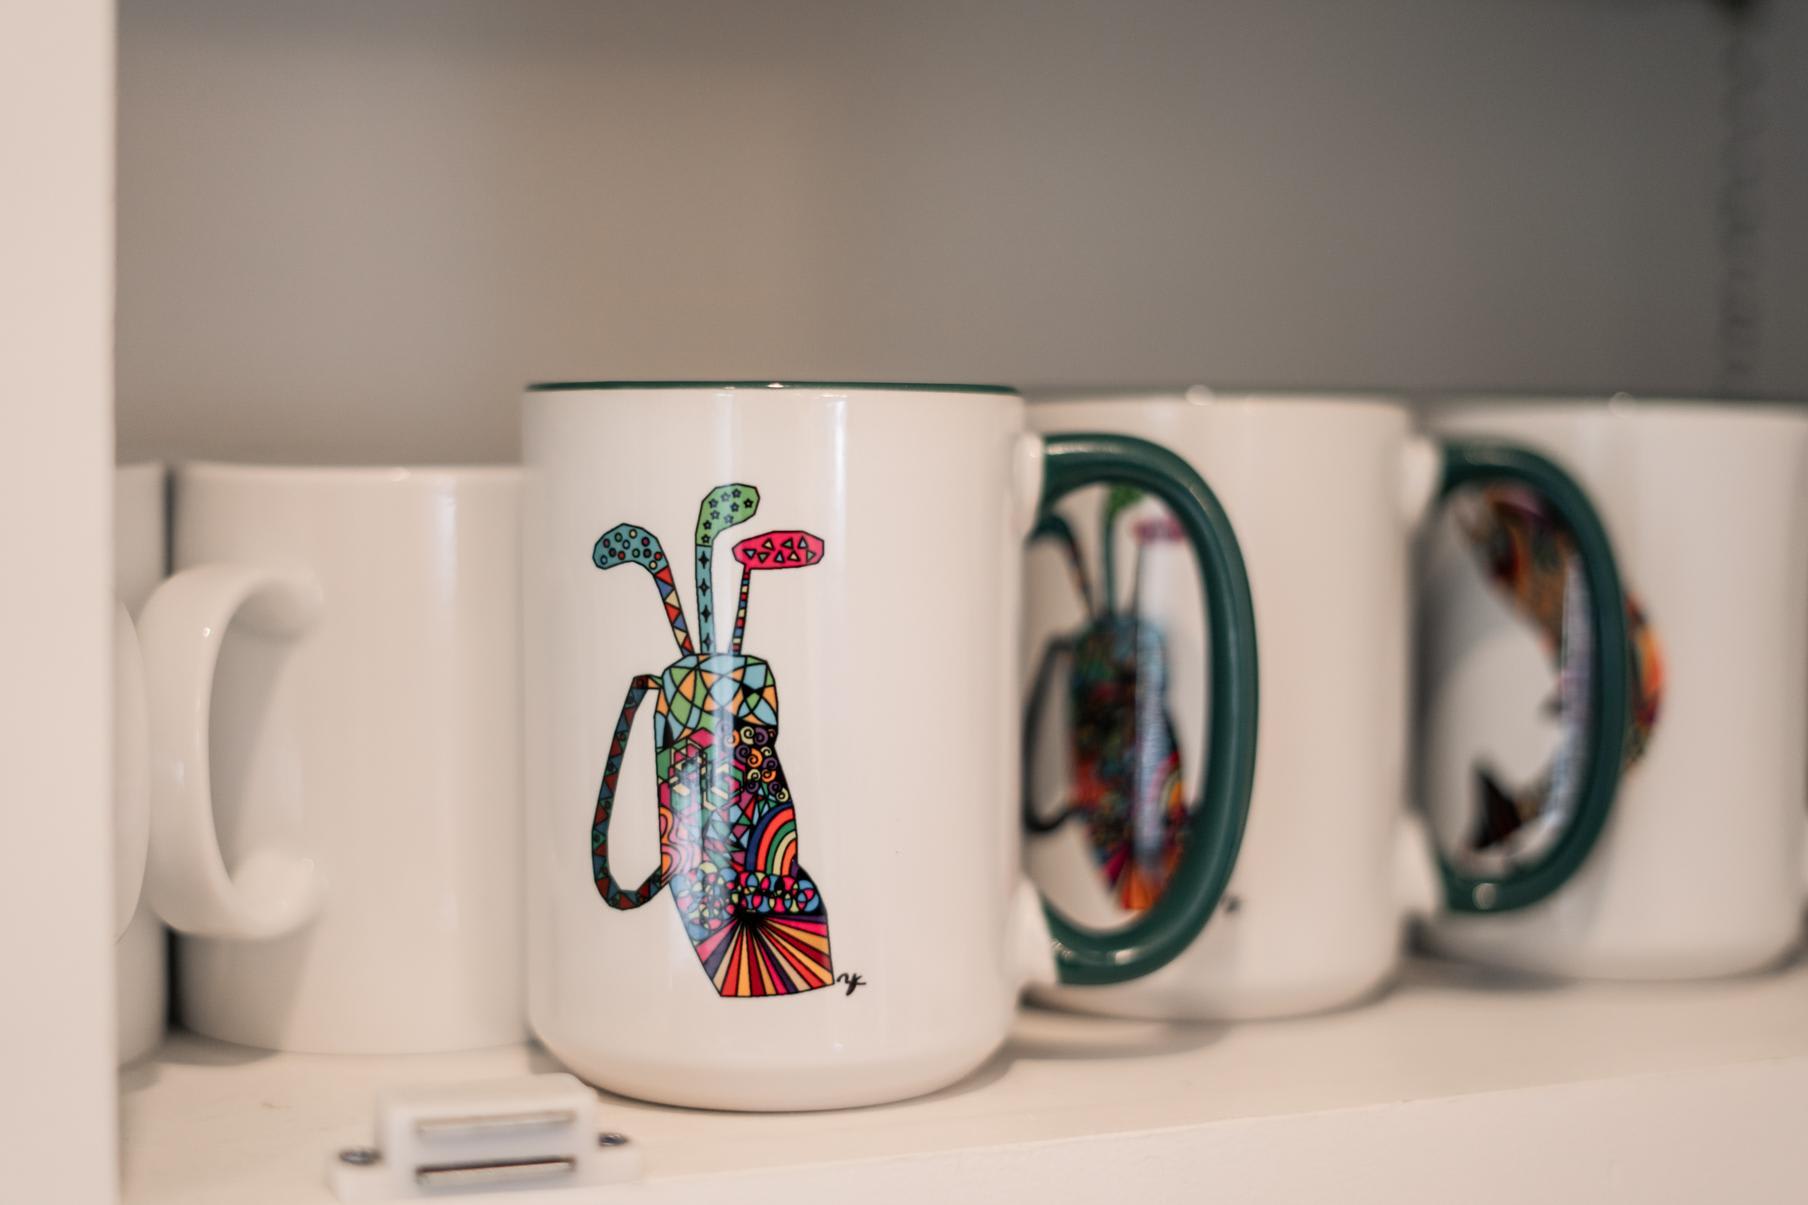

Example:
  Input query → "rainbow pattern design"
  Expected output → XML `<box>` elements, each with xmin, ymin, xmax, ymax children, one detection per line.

<box><xmin>589</xmin><ymin>484</ymin><xmax>833</xmax><ymax>997</ymax></box>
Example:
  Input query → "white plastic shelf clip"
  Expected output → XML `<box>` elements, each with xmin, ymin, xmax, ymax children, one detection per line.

<box><xmin>328</xmin><ymin>1073</ymin><xmax>641</xmax><ymax>1200</ymax></box>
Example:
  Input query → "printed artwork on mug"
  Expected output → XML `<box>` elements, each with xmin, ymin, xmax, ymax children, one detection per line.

<box><xmin>1024</xmin><ymin>487</ymin><xmax>1190</xmax><ymax>911</ymax></box>
<box><xmin>589</xmin><ymin>484</ymin><xmax>835</xmax><ymax>998</ymax></box>
<box><xmin>1452</xmin><ymin>484</ymin><xmax>1665</xmax><ymax>865</ymax></box>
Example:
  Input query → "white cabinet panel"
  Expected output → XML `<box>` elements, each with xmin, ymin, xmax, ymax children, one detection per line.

<box><xmin>0</xmin><ymin>1</ymin><xmax>118</xmax><ymax>1202</ymax></box>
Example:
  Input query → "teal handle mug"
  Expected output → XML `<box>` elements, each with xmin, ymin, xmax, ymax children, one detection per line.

<box><xmin>1421</xmin><ymin>398</ymin><xmax>1807</xmax><ymax>981</ymax></box>
<box><xmin>1030</xmin><ymin>435</ymin><xmax>1259</xmax><ymax>984</ymax></box>
<box><xmin>1020</xmin><ymin>391</ymin><xmax>1642</xmax><ymax>1022</ymax></box>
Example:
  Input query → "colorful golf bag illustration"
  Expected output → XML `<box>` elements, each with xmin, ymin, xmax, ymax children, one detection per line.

<box><xmin>1454</xmin><ymin>484</ymin><xmax>1665</xmax><ymax>857</ymax></box>
<box><xmin>589</xmin><ymin>484</ymin><xmax>834</xmax><ymax>998</ymax></box>
<box><xmin>1024</xmin><ymin>487</ymin><xmax>1189</xmax><ymax>912</ymax></box>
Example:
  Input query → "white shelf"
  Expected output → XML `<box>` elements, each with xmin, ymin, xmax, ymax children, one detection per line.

<box><xmin>122</xmin><ymin>953</ymin><xmax>1808</xmax><ymax>1203</ymax></box>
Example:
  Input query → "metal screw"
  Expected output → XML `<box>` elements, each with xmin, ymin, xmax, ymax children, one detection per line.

<box><xmin>1474</xmin><ymin>883</ymin><xmax>1498</xmax><ymax>909</ymax></box>
<box><xmin>597</xmin><ymin>1132</ymin><xmax>631</xmax><ymax>1148</ymax></box>
<box><xmin>338</xmin><ymin>1147</ymin><xmax>382</xmax><ymax>1167</ymax></box>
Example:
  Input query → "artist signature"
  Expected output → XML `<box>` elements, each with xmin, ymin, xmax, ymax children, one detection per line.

<box><xmin>835</xmin><ymin>972</ymin><xmax>867</xmax><ymax>997</ymax></box>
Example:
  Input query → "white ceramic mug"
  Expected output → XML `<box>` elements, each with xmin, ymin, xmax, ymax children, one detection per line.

<box><xmin>114</xmin><ymin>462</ymin><xmax>164</xmax><ymax>1065</ymax></box>
<box><xmin>138</xmin><ymin>464</ymin><xmax>525</xmax><ymax>1053</ymax></box>
<box><xmin>522</xmin><ymin>381</ymin><xmax>1259</xmax><ymax>1110</ymax></box>
<box><xmin>1023</xmin><ymin>390</ymin><xmax>1639</xmax><ymax>1019</ymax></box>
<box><xmin>1420</xmin><ymin>398</ymin><xmax>1808</xmax><ymax>979</ymax></box>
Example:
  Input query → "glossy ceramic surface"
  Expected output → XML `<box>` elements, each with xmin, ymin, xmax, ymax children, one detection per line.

<box><xmin>139</xmin><ymin>464</ymin><xmax>525</xmax><ymax>1052</ymax></box>
<box><xmin>525</xmin><ymin>385</ymin><xmax>1053</xmax><ymax>1109</ymax></box>
<box><xmin>1421</xmin><ymin>400</ymin><xmax>1808</xmax><ymax>979</ymax></box>
<box><xmin>1026</xmin><ymin>393</ymin><xmax>1440</xmax><ymax>1019</ymax></box>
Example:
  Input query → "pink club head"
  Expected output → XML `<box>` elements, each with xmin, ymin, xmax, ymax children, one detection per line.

<box><xmin>728</xmin><ymin>530</ymin><xmax>825</xmax><ymax>655</ymax></box>
<box><xmin>1133</xmin><ymin>514</ymin><xmax>1184</xmax><ymax>544</ymax></box>
<box><xmin>732</xmin><ymin>531</ymin><xmax>825</xmax><ymax>570</ymax></box>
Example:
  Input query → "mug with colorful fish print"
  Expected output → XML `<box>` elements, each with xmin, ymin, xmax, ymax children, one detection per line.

<box><xmin>1022</xmin><ymin>390</ymin><xmax>1641</xmax><ymax>1020</ymax></box>
<box><xmin>521</xmin><ymin>381</ymin><xmax>1258</xmax><ymax>1110</ymax></box>
<box><xmin>1420</xmin><ymin>398</ymin><xmax>1808</xmax><ymax>979</ymax></box>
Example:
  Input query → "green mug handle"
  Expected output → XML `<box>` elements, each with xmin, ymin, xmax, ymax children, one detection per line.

<box><xmin>1035</xmin><ymin>433</ymin><xmax>1259</xmax><ymax>985</ymax></box>
<box><xmin>1433</xmin><ymin>439</ymin><xmax>1632</xmax><ymax>913</ymax></box>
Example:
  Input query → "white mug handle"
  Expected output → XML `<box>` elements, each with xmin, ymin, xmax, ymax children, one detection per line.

<box><xmin>140</xmin><ymin>563</ymin><xmax>326</xmax><ymax>939</ymax></box>
<box><xmin>112</xmin><ymin>602</ymin><xmax>150</xmax><ymax>939</ymax></box>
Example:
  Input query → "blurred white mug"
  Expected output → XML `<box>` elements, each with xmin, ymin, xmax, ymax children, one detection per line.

<box><xmin>139</xmin><ymin>463</ymin><xmax>524</xmax><ymax>1053</ymax></box>
<box><xmin>1420</xmin><ymin>398</ymin><xmax>1808</xmax><ymax>979</ymax></box>
<box><xmin>1023</xmin><ymin>390</ymin><xmax>1639</xmax><ymax>1019</ymax></box>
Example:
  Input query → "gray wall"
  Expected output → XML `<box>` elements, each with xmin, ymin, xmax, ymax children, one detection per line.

<box><xmin>117</xmin><ymin>0</ymin><xmax>1800</xmax><ymax>463</ymax></box>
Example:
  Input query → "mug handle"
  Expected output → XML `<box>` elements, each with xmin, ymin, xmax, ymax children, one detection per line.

<box><xmin>1034</xmin><ymin>433</ymin><xmax>1259</xmax><ymax>985</ymax></box>
<box><xmin>139</xmin><ymin>563</ymin><xmax>326</xmax><ymax>939</ymax></box>
<box><xmin>1431</xmin><ymin>439</ymin><xmax>1632</xmax><ymax>913</ymax></box>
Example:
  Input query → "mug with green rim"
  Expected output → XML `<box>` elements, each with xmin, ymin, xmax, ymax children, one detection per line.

<box><xmin>1421</xmin><ymin>396</ymin><xmax>1808</xmax><ymax>980</ymax></box>
<box><xmin>521</xmin><ymin>380</ymin><xmax>1258</xmax><ymax>1110</ymax></box>
<box><xmin>1020</xmin><ymin>390</ymin><xmax>1638</xmax><ymax>1022</ymax></box>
